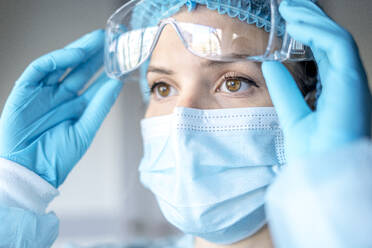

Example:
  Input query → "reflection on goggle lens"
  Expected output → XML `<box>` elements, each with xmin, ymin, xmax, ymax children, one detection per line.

<box><xmin>105</xmin><ymin>0</ymin><xmax>313</xmax><ymax>80</ymax></box>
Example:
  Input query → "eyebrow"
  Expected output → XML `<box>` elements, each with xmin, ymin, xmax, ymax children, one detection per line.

<box><xmin>147</xmin><ymin>59</ymin><xmax>250</xmax><ymax>76</ymax></box>
<box><xmin>147</xmin><ymin>60</ymin><xmax>236</xmax><ymax>75</ymax></box>
<box><xmin>147</xmin><ymin>66</ymin><xmax>174</xmax><ymax>75</ymax></box>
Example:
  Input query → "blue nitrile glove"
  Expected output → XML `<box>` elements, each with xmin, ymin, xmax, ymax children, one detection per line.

<box><xmin>0</xmin><ymin>30</ymin><xmax>123</xmax><ymax>188</ymax></box>
<box><xmin>262</xmin><ymin>0</ymin><xmax>372</xmax><ymax>161</ymax></box>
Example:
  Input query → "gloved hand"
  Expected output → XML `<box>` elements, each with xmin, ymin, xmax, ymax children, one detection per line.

<box><xmin>262</xmin><ymin>0</ymin><xmax>372</xmax><ymax>162</ymax></box>
<box><xmin>0</xmin><ymin>30</ymin><xmax>123</xmax><ymax>188</ymax></box>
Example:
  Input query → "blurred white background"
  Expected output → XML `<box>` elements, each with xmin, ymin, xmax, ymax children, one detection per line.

<box><xmin>0</xmin><ymin>0</ymin><xmax>371</xmax><ymax>247</ymax></box>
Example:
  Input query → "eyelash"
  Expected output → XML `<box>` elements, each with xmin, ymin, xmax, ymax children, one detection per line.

<box><xmin>150</xmin><ymin>82</ymin><xmax>164</xmax><ymax>94</ymax></box>
<box><xmin>221</xmin><ymin>75</ymin><xmax>259</xmax><ymax>89</ymax></box>
<box><xmin>142</xmin><ymin>83</ymin><xmax>162</xmax><ymax>97</ymax></box>
<box><xmin>147</xmin><ymin>74</ymin><xmax>260</xmax><ymax>96</ymax></box>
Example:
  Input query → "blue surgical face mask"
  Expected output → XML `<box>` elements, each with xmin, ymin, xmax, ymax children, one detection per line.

<box><xmin>139</xmin><ymin>107</ymin><xmax>286</xmax><ymax>244</ymax></box>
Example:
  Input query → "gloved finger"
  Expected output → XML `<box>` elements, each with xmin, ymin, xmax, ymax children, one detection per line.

<box><xmin>279</xmin><ymin>2</ymin><xmax>360</xmax><ymax>70</ymax></box>
<box><xmin>60</xmin><ymin>49</ymin><xmax>104</xmax><ymax>94</ymax></box>
<box><xmin>65</xmin><ymin>29</ymin><xmax>104</xmax><ymax>51</ymax></box>
<box><xmin>279</xmin><ymin>3</ymin><xmax>331</xmax><ymax>79</ymax></box>
<box><xmin>74</xmin><ymin>76</ymin><xmax>123</xmax><ymax>148</ymax></box>
<box><xmin>79</xmin><ymin>72</ymin><xmax>111</xmax><ymax>100</ymax></box>
<box><xmin>279</xmin><ymin>2</ymin><xmax>341</xmax><ymax>41</ymax></box>
<box><xmin>316</xmin><ymin>70</ymin><xmax>370</xmax><ymax>136</ymax></box>
<box><xmin>44</xmin><ymin>30</ymin><xmax>105</xmax><ymax>87</ymax></box>
<box><xmin>284</xmin><ymin>20</ymin><xmax>369</xmax><ymax>134</ymax></box>
<box><xmin>24</xmin><ymin>97</ymin><xmax>87</xmax><ymax>140</ymax></box>
<box><xmin>44</xmin><ymin>69</ymin><xmax>66</xmax><ymax>86</ymax></box>
<box><xmin>53</xmin><ymin>72</ymin><xmax>109</xmax><ymax>118</ymax></box>
<box><xmin>16</xmin><ymin>48</ymin><xmax>86</xmax><ymax>87</ymax></box>
<box><xmin>279</xmin><ymin>1</ymin><xmax>335</xmax><ymax>61</ymax></box>
<box><xmin>285</xmin><ymin>22</ymin><xmax>359</xmax><ymax>71</ymax></box>
<box><xmin>52</xmin><ymin>69</ymin><xmax>107</xmax><ymax>118</ymax></box>
<box><xmin>262</xmin><ymin>61</ymin><xmax>312</xmax><ymax>129</ymax></box>
<box><xmin>16</xmin><ymin>30</ymin><xmax>105</xmax><ymax>87</ymax></box>
<box><xmin>280</xmin><ymin>0</ymin><xmax>327</xmax><ymax>19</ymax></box>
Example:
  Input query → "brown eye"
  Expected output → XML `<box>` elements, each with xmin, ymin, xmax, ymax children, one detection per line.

<box><xmin>218</xmin><ymin>76</ymin><xmax>259</xmax><ymax>94</ymax></box>
<box><xmin>150</xmin><ymin>82</ymin><xmax>177</xmax><ymax>99</ymax></box>
<box><xmin>225</xmin><ymin>79</ymin><xmax>242</xmax><ymax>92</ymax></box>
<box><xmin>156</xmin><ymin>83</ymin><xmax>170</xmax><ymax>97</ymax></box>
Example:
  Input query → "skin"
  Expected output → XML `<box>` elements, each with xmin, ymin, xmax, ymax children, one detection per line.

<box><xmin>144</xmin><ymin>6</ymin><xmax>274</xmax><ymax>118</ymax></box>
<box><xmin>144</xmin><ymin>5</ymin><xmax>277</xmax><ymax>248</ymax></box>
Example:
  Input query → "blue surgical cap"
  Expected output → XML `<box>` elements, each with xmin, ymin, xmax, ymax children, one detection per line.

<box><xmin>131</xmin><ymin>0</ymin><xmax>278</xmax><ymax>33</ymax></box>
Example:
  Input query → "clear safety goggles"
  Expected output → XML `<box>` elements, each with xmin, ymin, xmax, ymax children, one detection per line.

<box><xmin>105</xmin><ymin>0</ymin><xmax>313</xmax><ymax>80</ymax></box>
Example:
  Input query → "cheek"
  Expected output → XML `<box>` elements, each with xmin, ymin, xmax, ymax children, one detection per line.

<box><xmin>144</xmin><ymin>99</ymin><xmax>177</xmax><ymax>118</ymax></box>
<box><xmin>229</xmin><ymin>72</ymin><xmax>273</xmax><ymax>108</ymax></box>
<box><xmin>257</xmin><ymin>85</ymin><xmax>274</xmax><ymax>107</ymax></box>
<box><xmin>257</xmin><ymin>69</ymin><xmax>273</xmax><ymax>107</ymax></box>
<box><xmin>213</xmin><ymin>84</ymin><xmax>273</xmax><ymax>108</ymax></box>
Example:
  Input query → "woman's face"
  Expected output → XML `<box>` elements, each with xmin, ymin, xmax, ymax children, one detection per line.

<box><xmin>145</xmin><ymin>6</ymin><xmax>274</xmax><ymax>118</ymax></box>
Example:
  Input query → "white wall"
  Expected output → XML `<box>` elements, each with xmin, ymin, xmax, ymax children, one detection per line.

<box><xmin>0</xmin><ymin>0</ymin><xmax>371</xmax><ymax>247</ymax></box>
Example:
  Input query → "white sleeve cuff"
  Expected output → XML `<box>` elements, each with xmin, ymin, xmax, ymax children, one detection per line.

<box><xmin>0</xmin><ymin>158</ymin><xmax>59</xmax><ymax>214</ymax></box>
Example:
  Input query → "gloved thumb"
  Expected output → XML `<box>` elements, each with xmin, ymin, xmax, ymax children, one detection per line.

<box><xmin>74</xmin><ymin>75</ymin><xmax>123</xmax><ymax>148</ymax></box>
<box><xmin>262</xmin><ymin>61</ymin><xmax>311</xmax><ymax>129</ymax></box>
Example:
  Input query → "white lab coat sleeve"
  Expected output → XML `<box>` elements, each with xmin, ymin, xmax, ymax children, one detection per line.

<box><xmin>0</xmin><ymin>157</ymin><xmax>60</xmax><ymax>248</ymax></box>
<box><xmin>265</xmin><ymin>138</ymin><xmax>372</xmax><ymax>248</ymax></box>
